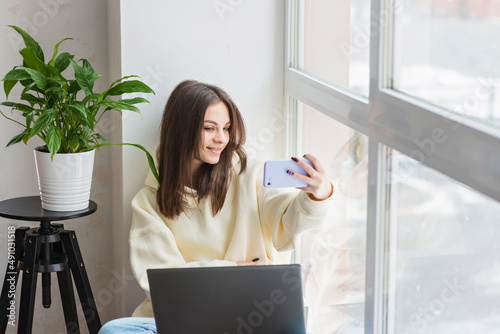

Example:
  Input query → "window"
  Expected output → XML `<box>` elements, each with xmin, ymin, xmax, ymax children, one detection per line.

<box><xmin>386</xmin><ymin>150</ymin><xmax>500</xmax><ymax>334</ymax></box>
<box><xmin>298</xmin><ymin>102</ymin><xmax>368</xmax><ymax>334</ymax></box>
<box><xmin>285</xmin><ymin>0</ymin><xmax>500</xmax><ymax>333</ymax></box>
<box><xmin>294</xmin><ymin>0</ymin><xmax>371</xmax><ymax>97</ymax></box>
<box><xmin>392</xmin><ymin>0</ymin><xmax>500</xmax><ymax>129</ymax></box>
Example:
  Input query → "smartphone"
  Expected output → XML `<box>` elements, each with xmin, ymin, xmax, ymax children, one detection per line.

<box><xmin>263</xmin><ymin>158</ymin><xmax>313</xmax><ymax>188</ymax></box>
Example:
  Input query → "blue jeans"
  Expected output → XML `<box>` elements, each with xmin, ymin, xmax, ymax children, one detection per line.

<box><xmin>98</xmin><ymin>317</ymin><xmax>157</xmax><ymax>334</ymax></box>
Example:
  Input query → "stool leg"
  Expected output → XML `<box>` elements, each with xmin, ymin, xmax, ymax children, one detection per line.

<box><xmin>60</xmin><ymin>231</ymin><xmax>101</xmax><ymax>334</ymax></box>
<box><xmin>18</xmin><ymin>234</ymin><xmax>42</xmax><ymax>334</ymax></box>
<box><xmin>0</xmin><ymin>227</ymin><xmax>28</xmax><ymax>333</ymax></box>
<box><xmin>57</xmin><ymin>269</ymin><xmax>80</xmax><ymax>334</ymax></box>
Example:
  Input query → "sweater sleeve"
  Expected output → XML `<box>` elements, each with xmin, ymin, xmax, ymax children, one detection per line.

<box><xmin>257</xmin><ymin>174</ymin><xmax>334</xmax><ymax>252</ymax></box>
<box><xmin>129</xmin><ymin>186</ymin><xmax>236</xmax><ymax>297</ymax></box>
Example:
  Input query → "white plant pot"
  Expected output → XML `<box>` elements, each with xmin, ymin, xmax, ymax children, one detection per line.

<box><xmin>34</xmin><ymin>148</ymin><xmax>95</xmax><ymax>211</ymax></box>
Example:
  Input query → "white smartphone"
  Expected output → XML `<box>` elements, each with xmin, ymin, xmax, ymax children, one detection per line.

<box><xmin>263</xmin><ymin>158</ymin><xmax>313</xmax><ymax>188</ymax></box>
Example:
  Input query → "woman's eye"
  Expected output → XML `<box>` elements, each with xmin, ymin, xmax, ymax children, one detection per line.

<box><xmin>224</xmin><ymin>127</ymin><xmax>230</xmax><ymax>132</ymax></box>
<box><xmin>204</xmin><ymin>127</ymin><xmax>215</xmax><ymax>131</ymax></box>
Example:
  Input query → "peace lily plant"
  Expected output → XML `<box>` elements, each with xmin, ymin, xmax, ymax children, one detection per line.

<box><xmin>0</xmin><ymin>25</ymin><xmax>159</xmax><ymax>183</ymax></box>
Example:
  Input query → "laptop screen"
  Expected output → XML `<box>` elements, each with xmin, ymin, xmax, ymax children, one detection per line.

<box><xmin>147</xmin><ymin>264</ymin><xmax>306</xmax><ymax>334</ymax></box>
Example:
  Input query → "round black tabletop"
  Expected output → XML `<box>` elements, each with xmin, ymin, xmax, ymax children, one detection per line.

<box><xmin>0</xmin><ymin>196</ymin><xmax>97</xmax><ymax>222</ymax></box>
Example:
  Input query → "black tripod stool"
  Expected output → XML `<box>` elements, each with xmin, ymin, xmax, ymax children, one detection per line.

<box><xmin>0</xmin><ymin>196</ymin><xmax>102</xmax><ymax>334</ymax></box>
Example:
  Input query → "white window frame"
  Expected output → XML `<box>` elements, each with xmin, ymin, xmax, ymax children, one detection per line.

<box><xmin>285</xmin><ymin>1</ymin><xmax>500</xmax><ymax>333</ymax></box>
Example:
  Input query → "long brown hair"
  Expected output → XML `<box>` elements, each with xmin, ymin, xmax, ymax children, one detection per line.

<box><xmin>156</xmin><ymin>80</ymin><xmax>247</xmax><ymax>219</ymax></box>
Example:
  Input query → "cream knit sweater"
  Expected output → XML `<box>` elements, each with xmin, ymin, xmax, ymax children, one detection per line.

<box><xmin>129</xmin><ymin>157</ymin><xmax>334</xmax><ymax>317</ymax></box>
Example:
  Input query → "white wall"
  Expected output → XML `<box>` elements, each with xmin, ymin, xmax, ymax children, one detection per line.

<box><xmin>119</xmin><ymin>0</ymin><xmax>286</xmax><ymax>315</ymax></box>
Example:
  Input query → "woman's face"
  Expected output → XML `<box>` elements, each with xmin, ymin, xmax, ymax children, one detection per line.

<box><xmin>192</xmin><ymin>101</ymin><xmax>231</xmax><ymax>171</ymax></box>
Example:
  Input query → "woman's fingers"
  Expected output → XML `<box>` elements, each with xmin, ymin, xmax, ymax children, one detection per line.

<box><xmin>289</xmin><ymin>154</ymin><xmax>332</xmax><ymax>200</ymax></box>
<box><xmin>291</xmin><ymin>156</ymin><xmax>316</xmax><ymax>177</ymax></box>
<box><xmin>303</xmin><ymin>153</ymin><xmax>325</xmax><ymax>174</ymax></box>
<box><xmin>290</xmin><ymin>154</ymin><xmax>321</xmax><ymax>180</ymax></box>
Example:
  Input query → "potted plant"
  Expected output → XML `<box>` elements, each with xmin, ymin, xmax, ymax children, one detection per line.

<box><xmin>0</xmin><ymin>25</ymin><xmax>158</xmax><ymax>211</ymax></box>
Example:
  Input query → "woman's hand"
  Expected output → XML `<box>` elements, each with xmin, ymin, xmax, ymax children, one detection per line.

<box><xmin>290</xmin><ymin>154</ymin><xmax>332</xmax><ymax>200</ymax></box>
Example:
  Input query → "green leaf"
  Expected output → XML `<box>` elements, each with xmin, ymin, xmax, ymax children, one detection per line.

<box><xmin>49</xmin><ymin>38</ymin><xmax>73</xmax><ymax>67</ymax></box>
<box><xmin>21</xmin><ymin>67</ymin><xmax>48</xmax><ymax>91</ymax></box>
<box><xmin>77</xmin><ymin>133</ymin><xmax>90</xmax><ymax>148</ymax></box>
<box><xmin>25</xmin><ymin>110</ymin><xmax>38</xmax><ymax>128</ymax></box>
<box><xmin>47</xmin><ymin>71</ymin><xmax>66</xmax><ymax>86</ymax></box>
<box><xmin>3</xmin><ymin>69</ymin><xmax>31</xmax><ymax>99</ymax></box>
<box><xmin>82</xmin><ymin>93</ymin><xmax>100</xmax><ymax>105</ymax></box>
<box><xmin>99</xmin><ymin>98</ymin><xmax>141</xmax><ymax>116</ymax></box>
<box><xmin>70</xmin><ymin>59</ymin><xmax>93</xmax><ymax>95</ymax></box>
<box><xmin>95</xmin><ymin>133</ymin><xmax>110</xmax><ymax>148</ymax></box>
<box><xmin>79</xmin><ymin>59</ymin><xmax>103</xmax><ymax>87</ymax></box>
<box><xmin>9</xmin><ymin>25</ymin><xmax>45</xmax><ymax>62</ymax></box>
<box><xmin>69</xmin><ymin>103</ymin><xmax>91</xmax><ymax>125</ymax></box>
<box><xmin>46</xmin><ymin>126</ymin><xmax>62</xmax><ymax>155</ymax></box>
<box><xmin>82</xmin><ymin>124</ymin><xmax>92</xmax><ymax>136</ymax></box>
<box><xmin>82</xmin><ymin>59</ymin><xmax>95</xmax><ymax>75</ymax></box>
<box><xmin>69</xmin><ymin>136</ymin><xmax>80</xmax><ymax>152</ymax></box>
<box><xmin>55</xmin><ymin>52</ymin><xmax>74</xmax><ymax>72</ymax></box>
<box><xmin>0</xmin><ymin>101</ymin><xmax>17</xmax><ymax>107</ymax></box>
<box><xmin>3</xmin><ymin>68</ymin><xmax>31</xmax><ymax>81</ymax></box>
<box><xmin>0</xmin><ymin>101</ymin><xmax>34</xmax><ymax>113</ymax></box>
<box><xmin>46</xmin><ymin>85</ymin><xmax>66</xmax><ymax>96</ymax></box>
<box><xmin>19</xmin><ymin>48</ymin><xmax>48</xmax><ymax>75</ymax></box>
<box><xmin>6</xmin><ymin>130</ymin><xmax>28</xmax><ymax>148</ymax></box>
<box><xmin>21</xmin><ymin>93</ymin><xmax>47</xmax><ymax>106</ymax></box>
<box><xmin>47</xmin><ymin>65</ymin><xmax>63</xmax><ymax>78</ymax></box>
<box><xmin>30</xmin><ymin>109</ymin><xmax>55</xmax><ymax>138</ymax></box>
<box><xmin>4</xmin><ymin>80</ymin><xmax>17</xmax><ymax>99</ymax></box>
<box><xmin>107</xmin><ymin>80</ymin><xmax>155</xmax><ymax>96</ymax></box>
<box><xmin>98</xmin><ymin>75</ymin><xmax>141</xmax><ymax>102</ymax></box>
<box><xmin>109</xmin><ymin>75</ymin><xmax>139</xmax><ymax>89</ymax></box>
<box><xmin>119</xmin><ymin>97</ymin><xmax>150</xmax><ymax>105</ymax></box>
<box><xmin>87</xmin><ymin>72</ymin><xmax>103</xmax><ymax>85</ymax></box>
<box><xmin>21</xmin><ymin>81</ymin><xmax>42</xmax><ymax>96</ymax></box>
<box><xmin>17</xmin><ymin>104</ymin><xmax>34</xmax><ymax>113</ymax></box>
<box><xmin>22</xmin><ymin>132</ymin><xmax>30</xmax><ymax>144</ymax></box>
<box><xmin>68</xmin><ymin>80</ymin><xmax>81</xmax><ymax>94</ymax></box>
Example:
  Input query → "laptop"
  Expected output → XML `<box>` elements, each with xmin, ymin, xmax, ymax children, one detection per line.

<box><xmin>147</xmin><ymin>264</ymin><xmax>306</xmax><ymax>334</ymax></box>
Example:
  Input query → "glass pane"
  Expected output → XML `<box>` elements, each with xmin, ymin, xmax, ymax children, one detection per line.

<box><xmin>393</xmin><ymin>1</ymin><xmax>500</xmax><ymax>128</ymax></box>
<box><xmin>297</xmin><ymin>0</ymin><xmax>371</xmax><ymax>96</ymax></box>
<box><xmin>299</xmin><ymin>102</ymin><xmax>368</xmax><ymax>334</ymax></box>
<box><xmin>386</xmin><ymin>150</ymin><xmax>500</xmax><ymax>334</ymax></box>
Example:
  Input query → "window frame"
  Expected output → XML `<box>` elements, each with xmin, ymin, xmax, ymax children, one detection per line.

<box><xmin>285</xmin><ymin>0</ymin><xmax>500</xmax><ymax>333</ymax></box>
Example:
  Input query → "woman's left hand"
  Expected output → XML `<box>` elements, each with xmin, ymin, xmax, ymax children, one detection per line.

<box><xmin>290</xmin><ymin>154</ymin><xmax>332</xmax><ymax>200</ymax></box>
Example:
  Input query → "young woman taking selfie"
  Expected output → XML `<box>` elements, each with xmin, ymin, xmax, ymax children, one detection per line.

<box><xmin>99</xmin><ymin>80</ymin><xmax>334</xmax><ymax>333</ymax></box>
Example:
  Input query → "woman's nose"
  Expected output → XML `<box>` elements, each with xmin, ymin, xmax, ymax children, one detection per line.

<box><xmin>213</xmin><ymin>129</ymin><xmax>227</xmax><ymax>143</ymax></box>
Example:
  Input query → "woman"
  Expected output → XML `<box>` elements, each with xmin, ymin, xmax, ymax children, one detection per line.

<box><xmin>99</xmin><ymin>80</ymin><xmax>334</xmax><ymax>333</ymax></box>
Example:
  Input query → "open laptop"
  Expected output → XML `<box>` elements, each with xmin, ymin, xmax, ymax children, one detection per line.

<box><xmin>147</xmin><ymin>264</ymin><xmax>306</xmax><ymax>334</ymax></box>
